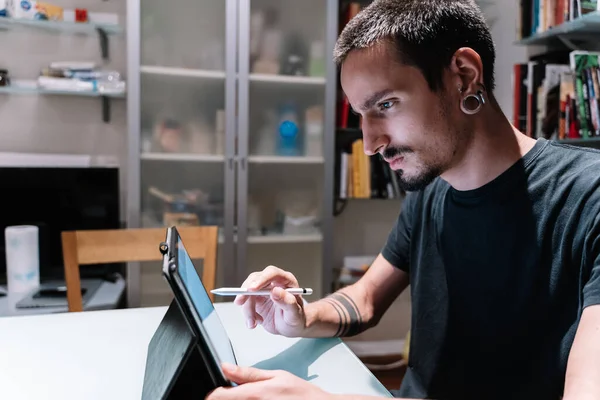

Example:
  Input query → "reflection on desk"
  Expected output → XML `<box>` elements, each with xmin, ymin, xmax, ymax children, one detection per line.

<box><xmin>208</xmin><ymin>302</ymin><xmax>393</xmax><ymax>397</ymax></box>
<box><xmin>0</xmin><ymin>302</ymin><xmax>392</xmax><ymax>400</ymax></box>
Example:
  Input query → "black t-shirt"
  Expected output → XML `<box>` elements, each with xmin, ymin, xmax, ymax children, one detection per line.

<box><xmin>382</xmin><ymin>138</ymin><xmax>600</xmax><ymax>400</ymax></box>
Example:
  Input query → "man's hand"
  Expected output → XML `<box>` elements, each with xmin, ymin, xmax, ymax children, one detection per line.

<box><xmin>235</xmin><ymin>265</ymin><xmax>307</xmax><ymax>337</ymax></box>
<box><xmin>206</xmin><ymin>363</ymin><xmax>331</xmax><ymax>400</ymax></box>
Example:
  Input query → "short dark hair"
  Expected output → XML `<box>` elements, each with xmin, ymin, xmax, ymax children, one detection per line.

<box><xmin>334</xmin><ymin>0</ymin><xmax>496</xmax><ymax>92</ymax></box>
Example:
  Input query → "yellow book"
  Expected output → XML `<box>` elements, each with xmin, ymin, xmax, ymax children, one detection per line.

<box><xmin>347</xmin><ymin>151</ymin><xmax>353</xmax><ymax>198</ymax></box>
<box><xmin>352</xmin><ymin>139</ymin><xmax>362</xmax><ymax>198</ymax></box>
<box><xmin>363</xmin><ymin>152</ymin><xmax>371</xmax><ymax>198</ymax></box>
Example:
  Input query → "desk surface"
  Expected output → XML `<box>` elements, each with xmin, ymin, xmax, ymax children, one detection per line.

<box><xmin>0</xmin><ymin>278</ymin><xmax>126</xmax><ymax>317</ymax></box>
<box><xmin>0</xmin><ymin>302</ymin><xmax>392</xmax><ymax>399</ymax></box>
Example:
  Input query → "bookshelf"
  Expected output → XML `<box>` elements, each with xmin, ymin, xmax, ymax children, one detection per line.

<box><xmin>513</xmin><ymin>1</ymin><xmax>600</xmax><ymax>144</ymax></box>
<box><xmin>334</xmin><ymin>128</ymin><xmax>405</xmax><ymax>205</ymax></box>
<box><xmin>333</xmin><ymin>1</ymin><xmax>405</xmax><ymax>211</ymax></box>
<box><xmin>516</xmin><ymin>11</ymin><xmax>600</xmax><ymax>46</ymax></box>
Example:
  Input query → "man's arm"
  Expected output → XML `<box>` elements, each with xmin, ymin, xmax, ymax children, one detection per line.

<box><xmin>302</xmin><ymin>253</ymin><xmax>409</xmax><ymax>338</ymax></box>
<box><xmin>330</xmin><ymin>396</ymin><xmax>418</xmax><ymax>400</ymax></box>
<box><xmin>301</xmin><ymin>191</ymin><xmax>417</xmax><ymax>339</ymax></box>
<box><xmin>563</xmin><ymin>304</ymin><xmax>600</xmax><ymax>400</ymax></box>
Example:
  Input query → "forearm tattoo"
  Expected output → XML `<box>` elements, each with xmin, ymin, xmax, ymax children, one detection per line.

<box><xmin>324</xmin><ymin>292</ymin><xmax>364</xmax><ymax>337</ymax></box>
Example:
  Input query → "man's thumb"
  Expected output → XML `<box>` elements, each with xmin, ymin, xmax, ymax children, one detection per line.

<box><xmin>221</xmin><ymin>363</ymin><xmax>275</xmax><ymax>384</ymax></box>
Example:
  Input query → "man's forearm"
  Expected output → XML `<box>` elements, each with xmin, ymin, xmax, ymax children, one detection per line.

<box><xmin>302</xmin><ymin>284</ymin><xmax>375</xmax><ymax>338</ymax></box>
<box><xmin>563</xmin><ymin>305</ymin><xmax>600</xmax><ymax>400</ymax></box>
<box><xmin>330</xmin><ymin>395</ymin><xmax>418</xmax><ymax>400</ymax></box>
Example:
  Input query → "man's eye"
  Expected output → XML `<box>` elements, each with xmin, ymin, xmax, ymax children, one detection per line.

<box><xmin>379</xmin><ymin>101</ymin><xmax>395</xmax><ymax>111</ymax></box>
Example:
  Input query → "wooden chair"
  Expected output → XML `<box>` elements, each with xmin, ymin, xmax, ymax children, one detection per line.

<box><xmin>61</xmin><ymin>226</ymin><xmax>218</xmax><ymax>312</ymax></box>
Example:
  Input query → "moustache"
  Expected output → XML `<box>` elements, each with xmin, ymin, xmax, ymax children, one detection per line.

<box><xmin>382</xmin><ymin>146</ymin><xmax>413</xmax><ymax>160</ymax></box>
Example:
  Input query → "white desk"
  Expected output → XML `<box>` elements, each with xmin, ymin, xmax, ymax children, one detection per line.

<box><xmin>0</xmin><ymin>278</ymin><xmax>126</xmax><ymax>317</ymax></box>
<box><xmin>0</xmin><ymin>302</ymin><xmax>393</xmax><ymax>399</ymax></box>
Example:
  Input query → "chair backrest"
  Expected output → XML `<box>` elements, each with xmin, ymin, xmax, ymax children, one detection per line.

<box><xmin>61</xmin><ymin>226</ymin><xmax>218</xmax><ymax>312</ymax></box>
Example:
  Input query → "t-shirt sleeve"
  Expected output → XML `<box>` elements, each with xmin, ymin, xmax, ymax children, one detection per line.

<box><xmin>583</xmin><ymin>215</ymin><xmax>600</xmax><ymax>308</ymax></box>
<box><xmin>381</xmin><ymin>191</ymin><xmax>417</xmax><ymax>273</ymax></box>
<box><xmin>583</xmin><ymin>213</ymin><xmax>600</xmax><ymax>308</ymax></box>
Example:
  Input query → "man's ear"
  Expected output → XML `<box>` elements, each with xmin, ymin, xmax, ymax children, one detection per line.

<box><xmin>449</xmin><ymin>47</ymin><xmax>485</xmax><ymax>93</ymax></box>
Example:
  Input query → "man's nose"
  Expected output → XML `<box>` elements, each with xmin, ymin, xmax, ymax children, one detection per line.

<box><xmin>362</xmin><ymin>123</ymin><xmax>388</xmax><ymax>156</ymax></box>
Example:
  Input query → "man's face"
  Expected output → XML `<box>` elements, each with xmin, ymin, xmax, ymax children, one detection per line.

<box><xmin>340</xmin><ymin>42</ymin><xmax>470</xmax><ymax>191</ymax></box>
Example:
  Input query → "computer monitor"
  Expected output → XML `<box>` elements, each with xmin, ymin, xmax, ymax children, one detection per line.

<box><xmin>0</xmin><ymin>166</ymin><xmax>121</xmax><ymax>285</ymax></box>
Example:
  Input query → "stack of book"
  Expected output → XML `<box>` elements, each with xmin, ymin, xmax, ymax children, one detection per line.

<box><xmin>513</xmin><ymin>50</ymin><xmax>600</xmax><ymax>140</ymax></box>
<box><xmin>517</xmin><ymin>0</ymin><xmax>599</xmax><ymax>41</ymax></box>
<box><xmin>337</xmin><ymin>138</ymin><xmax>404</xmax><ymax>200</ymax></box>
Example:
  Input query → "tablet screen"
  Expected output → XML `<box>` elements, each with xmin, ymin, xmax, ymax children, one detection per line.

<box><xmin>177</xmin><ymin>237</ymin><xmax>237</xmax><ymax>366</ymax></box>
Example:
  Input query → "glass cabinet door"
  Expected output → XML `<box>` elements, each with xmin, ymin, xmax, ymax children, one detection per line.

<box><xmin>137</xmin><ymin>0</ymin><xmax>235</xmax><ymax>306</ymax></box>
<box><xmin>237</xmin><ymin>0</ymin><xmax>330</xmax><ymax>298</ymax></box>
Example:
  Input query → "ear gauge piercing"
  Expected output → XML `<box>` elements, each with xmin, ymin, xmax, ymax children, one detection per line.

<box><xmin>459</xmin><ymin>85</ymin><xmax>486</xmax><ymax>115</ymax></box>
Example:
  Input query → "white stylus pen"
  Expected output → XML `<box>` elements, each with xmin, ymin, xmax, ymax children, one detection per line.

<box><xmin>211</xmin><ymin>287</ymin><xmax>313</xmax><ymax>296</ymax></box>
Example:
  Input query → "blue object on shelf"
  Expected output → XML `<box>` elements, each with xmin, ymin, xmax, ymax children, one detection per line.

<box><xmin>276</xmin><ymin>102</ymin><xmax>301</xmax><ymax>156</ymax></box>
<box><xmin>280</xmin><ymin>120</ymin><xmax>298</xmax><ymax>137</ymax></box>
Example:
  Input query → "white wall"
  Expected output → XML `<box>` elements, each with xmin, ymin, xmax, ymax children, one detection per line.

<box><xmin>482</xmin><ymin>0</ymin><xmax>528</xmax><ymax>117</ymax></box>
<box><xmin>0</xmin><ymin>0</ymin><xmax>127</xmax><ymax>216</ymax></box>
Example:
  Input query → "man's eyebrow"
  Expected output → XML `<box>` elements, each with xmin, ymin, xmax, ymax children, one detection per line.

<box><xmin>360</xmin><ymin>89</ymin><xmax>394</xmax><ymax>112</ymax></box>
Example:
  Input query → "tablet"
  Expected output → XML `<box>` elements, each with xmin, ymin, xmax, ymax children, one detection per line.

<box><xmin>161</xmin><ymin>226</ymin><xmax>238</xmax><ymax>388</ymax></box>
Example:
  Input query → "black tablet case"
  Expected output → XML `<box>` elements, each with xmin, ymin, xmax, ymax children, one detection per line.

<box><xmin>141</xmin><ymin>299</ymin><xmax>214</xmax><ymax>399</ymax></box>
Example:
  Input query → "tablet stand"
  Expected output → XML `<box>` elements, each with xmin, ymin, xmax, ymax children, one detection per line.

<box><xmin>141</xmin><ymin>299</ymin><xmax>214</xmax><ymax>399</ymax></box>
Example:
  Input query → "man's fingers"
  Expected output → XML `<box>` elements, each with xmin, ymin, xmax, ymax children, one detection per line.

<box><xmin>235</xmin><ymin>266</ymin><xmax>299</xmax><ymax>326</ymax></box>
<box><xmin>248</xmin><ymin>265</ymin><xmax>299</xmax><ymax>290</ymax></box>
<box><xmin>233</xmin><ymin>294</ymin><xmax>247</xmax><ymax>305</ymax></box>
<box><xmin>240</xmin><ymin>272</ymin><xmax>260</xmax><ymax>289</ymax></box>
<box><xmin>206</xmin><ymin>387</ymin><xmax>234</xmax><ymax>400</ymax></box>
<box><xmin>241</xmin><ymin>296</ymin><xmax>257</xmax><ymax>329</ymax></box>
<box><xmin>235</xmin><ymin>272</ymin><xmax>261</xmax><ymax>306</ymax></box>
<box><xmin>271</xmin><ymin>286</ymin><xmax>302</xmax><ymax>321</ymax></box>
<box><xmin>221</xmin><ymin>363</ymin><xmax>276</xmax><ymax>384</ymax></box>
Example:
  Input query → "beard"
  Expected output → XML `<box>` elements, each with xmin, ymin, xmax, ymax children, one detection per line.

<box><xmin>383</xmin><ymin>147</ymin><xmax>443</xmax><ymax>192</ymax></box>
<box><xmin>382</xmin><ymin>95</ymin><xmax>465</xmax><ymax>192</ymax></box>
<box><xmin>394</xmin><ymin>166</ymin><xmax>441</xmax><ymax>192</ymax></box>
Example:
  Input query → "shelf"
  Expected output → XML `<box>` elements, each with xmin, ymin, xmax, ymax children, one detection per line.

<box><xmin>557</xmin><ymin>137</ymin><xmax>600</xmax><ymax>145</ymax></box>
<box><xmin>139</xmin><ymin>153</ymin><xmax>324</xmax><ymax>164</ymax></box>
<box><xmin>140</xmin><ymin>153</ymin><xmax>225</xmax><ymax>162</ymax></box>
<box><xmin>140</xmin><ymin>66</ymin><xmax>226</xmax><ymax>80</ymax></box>
<box><xmin>138</xmin><ymin>68</ymin><xmax>325</xmax><ymax>85</ymax></box>
<box><xmin>247</xmin><ymin>232</ymin><xmax>323</xmax><ymax>244</ymax></box>
<box><xmin>248</xmin><ymin>155</ymin><xmax>324</xmax><ymax>164</ymax></box>
<box><xmin>338</xmin><ymin>197</ymin><xmax>402</xmax><ymax>201</ymax></box>
<box><xmin>141</xmin><ymin>214</ymin><xmax>323</xmax><ymax>246</ymax></box>
<box><xmin>337</xmin><ymin>127</ymin><xmax>363</xmax><ymax>134</ymax></box>
<box><xmin>0</xmin><ymin>81</ymin><xmax>124</xmax><ymax>123</ymax></box>
<box><xmin>249</xmin><ymin>73</ymin><xmax>326</xmax><ymax>85</ymax></box>
<box><xmin>218</xmin><ymin>232</ymin><xmax>323</xmax><ymax>244</ymax></box>
<box><xmin>0</xmin><ymin>16</ymin><xmax>123</xmax><ymax>35</ymax></box>
<box><xmin>516</xmin><ymin>12</ymin><xmax>600</xmax><ymax>46</ymax></box>
<box><xmin>0</xmin><ymin>82</ymin><xmax>125</xmax><ymax>98</ymax></box>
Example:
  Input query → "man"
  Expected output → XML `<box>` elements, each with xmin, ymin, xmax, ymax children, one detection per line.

<box><xmin>207</xmin><ymin>0</ymin><xmax>600</xmax><ymax>399</ymax></box>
